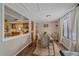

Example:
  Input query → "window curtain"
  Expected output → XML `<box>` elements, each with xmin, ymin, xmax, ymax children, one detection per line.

<box><xmin>68</xmin><ymin>8</ymin><xmax>76</xmax><ymax>51</ymax></box>
<box><xmin>75</xmin><ymin>6</ymin><xmax>79</xmax><ymax>51</ymax></box>
<box><xmin>59</xmin><ymin>17</ymin><xmax>64</xmax><ymax>43</ymax></box>
<box><xmin>59</xmin><ymin>7</ymin><xmax>77</xmax><ymax>51</ymax></box>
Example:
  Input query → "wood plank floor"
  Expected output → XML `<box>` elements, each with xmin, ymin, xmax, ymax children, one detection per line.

<box><xmin>17</xmin><ymin>43</ymin><xmax>36</xmax><ymax>56</ymax></box>
<box><xmin>17</xmin><ymin>41</ymin><xmax>67</xmax><ymax>56</ymax></box>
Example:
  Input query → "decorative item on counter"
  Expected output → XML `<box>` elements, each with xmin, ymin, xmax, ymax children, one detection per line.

<box><xmin>4</xmin><ymin>18</ymin><xmax>8</xmax><ymax>32</ymax></box>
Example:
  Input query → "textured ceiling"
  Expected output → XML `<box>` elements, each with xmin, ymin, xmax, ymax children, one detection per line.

<box><xmin>5</xmin><ymin>3</ymin><xmax>76</xmax><ymax>22</ymax></box>
<box><xmin>22</xmin><ymin>3</ymin><xmax>75</xmax><ymax>22</ymax></box>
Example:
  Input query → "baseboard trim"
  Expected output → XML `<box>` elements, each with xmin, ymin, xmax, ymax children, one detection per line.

<box><xmin>14</xmin><ymin>42</ymin><xmax>32</xmax><ymax>56</ymax></box>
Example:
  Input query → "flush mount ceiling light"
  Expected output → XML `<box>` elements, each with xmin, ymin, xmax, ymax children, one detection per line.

<box><xmin>46</xmin><ymin>15</ymin><xmax>51</xmax><ymax>17</ymax></box>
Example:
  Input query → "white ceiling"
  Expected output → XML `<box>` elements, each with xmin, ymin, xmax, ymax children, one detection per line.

<box><xmin>22</xmin><ymin>3</ymin><xmax>76</xmax><ymax>22</ymax></box>
<box><xmin>6</xmin><ymin>3</ymin><xmax>76</xmax><ymax>22</ymax></box>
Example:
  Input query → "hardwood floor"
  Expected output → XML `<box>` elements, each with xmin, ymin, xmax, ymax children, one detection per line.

<box><xmin>33</xmin><ymin>41</ymin><xmax>54</xmax><ymax>56</ymax></box>
<box><xmin>17</xmin><ymin>40</ymin><xmax>67</xmax><ymax>56</ymax></box>
<box><xmin>17</xmin><ymin>43</ymin><xmax>36</xmax><ymax>56</ymax></box>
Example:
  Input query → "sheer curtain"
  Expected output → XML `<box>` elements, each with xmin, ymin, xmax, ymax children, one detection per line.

<box><xmin>59</xmin><ymin>17</ymin><xmax>64</xmax><ymax>43</ymax></box>
<box><xmin>59</xmin><ymin>6</ymin><xmax>77</xmax><ymax>51</ymax></box>
<box><xmin>75</xmin><ymin>6</ymin><xmax>79</xmax><ymax>51</ymax></box>
<box><xmin>68</xmin><ymin>8</ymin><xmax>76</xmax><ymax>51</ymax></box>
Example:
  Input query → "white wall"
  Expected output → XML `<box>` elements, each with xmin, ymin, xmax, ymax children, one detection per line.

<box><xmin>37</xmin><ymin>21</ymin><xmax>56</xmax><ymax>35</ymax></box>
<box><xmin>0</xmin><ymin>4</ymin><xmax>32</xmax><ymax>56</ymax></box>
<box><xmin>5</xmin><ymin>3</ymin><xmax>32</xmax><ymax>20</ymax></box>
<box><xmin>0</xmin><ymin>4</ymin><xmax>3</xmax><ymax>43</ymax></box>
<box><xmin>0</xmin><ymin>33</ymin><xmax>31</xmax><ymax>56</ymax></box>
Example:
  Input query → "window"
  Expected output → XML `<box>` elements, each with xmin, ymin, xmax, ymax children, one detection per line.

<box><xmin>63</xmin><ymin>15</ymin><xmax>69</xmax><ymax>38</ymax></box>
<box><xmin>63</xmin><ymin>9</ymin><xmax>75</xmax><ymax>39</ymax></box>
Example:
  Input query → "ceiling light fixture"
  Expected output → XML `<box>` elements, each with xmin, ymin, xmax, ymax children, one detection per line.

<box><xmin>46</xmin><ymin>15</ymin><xmax>51</xmax><ymax>17</ymax></box>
